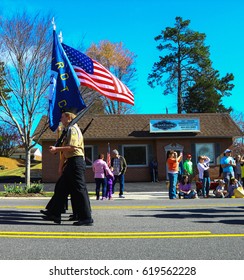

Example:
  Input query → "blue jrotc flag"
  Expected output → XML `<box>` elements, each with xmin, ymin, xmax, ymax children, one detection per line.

<box><xmin>49</xmin><ymin>30</ymin><xmax>86</xmax><ymax>132</ymax></box>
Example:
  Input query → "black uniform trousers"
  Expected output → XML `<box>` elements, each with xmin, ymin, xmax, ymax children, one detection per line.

<box><xmin>45</xmin><ymin>175</ymin><xmax>68</xmax><ymax>215</ymax></box>
<box><xmin>46</xmin><ymin>156</ymin><xmax>92</xmax><ymax>220</ymax></box>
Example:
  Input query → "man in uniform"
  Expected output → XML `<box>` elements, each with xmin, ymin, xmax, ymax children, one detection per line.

<box><xmin>41</xmin><ymin>108</ymin><xmax>93</xmax><ymax>226</ymax></box>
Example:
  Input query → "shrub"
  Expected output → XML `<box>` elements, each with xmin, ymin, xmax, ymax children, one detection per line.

<box><xmin>3</xmin><ymin>182</ymin><xmax>43</xmax><ymax>195</ymax></box>
<box><xmin>0</xmin><ymin>165</ymin><xmax>6</xmax><ymax>170</ymax></box>
<box><xmin>26</xmin><ymin>182</ymin><xmax>44</xmax><ymax>193</ymax></box>
<box><xmin>4</xmin><ymin>182</ymin><xmax>25</xmax><ymax>194</ymax></box>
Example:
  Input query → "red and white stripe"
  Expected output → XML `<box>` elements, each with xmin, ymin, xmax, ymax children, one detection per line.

<box><xmin>73</xmin><ymin>60</ymin><xmax>134</xmax><ymax>105</ymax></box>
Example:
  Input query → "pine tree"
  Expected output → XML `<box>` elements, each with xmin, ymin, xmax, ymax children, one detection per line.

<box><xmin>183</xmin><ymin>68</ymin><xmax>233</xmax><ymax>113</ymax></box>
<box><xmin>148</xmin><ymin>16</ymin><xmax>234</xmax><ymax>113</ymax></box>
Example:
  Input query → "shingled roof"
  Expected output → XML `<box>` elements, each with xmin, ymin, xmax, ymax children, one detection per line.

<box><xmin>35</xmin><ymin>113</ymin><xmax>242</xmax><ymax>142</ymax></box>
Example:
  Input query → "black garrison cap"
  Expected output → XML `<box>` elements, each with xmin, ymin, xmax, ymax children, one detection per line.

<box><xmin>61</xmin><ymin>107</ymin><xmax>78</xmax><ymax>114</ymax></box>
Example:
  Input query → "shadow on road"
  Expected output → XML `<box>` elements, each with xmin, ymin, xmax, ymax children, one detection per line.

<box><xmin>0</xmin><ymin>210</ymin><xmax>60</xmax><ymax>226</ymax></box>
<box><xmin>127</xmin><ymin>206</ymin><xmax>244</xmax><ymax>226</ymax></box>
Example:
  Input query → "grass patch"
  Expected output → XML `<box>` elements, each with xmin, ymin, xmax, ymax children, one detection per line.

<box><xmin>0</xmin><ymin>189</ymin><xmax>54</xmax><ymax>197</ymax></box>
<box><xmin>0</xmin><ymin>157</ymin><xmax>42</xmax><ymax>177</ymax></box>
<box><xmin>0</xmin><ymin>192</ymin><xmax>51</xmax><ymax>197</ymax></box>
<box><xmin>0</xmin><ymin>167</ymin><xmax>25</xmax><ymax>177</ymax></box>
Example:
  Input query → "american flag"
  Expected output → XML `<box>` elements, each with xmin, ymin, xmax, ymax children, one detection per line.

<box><xmin>106</xmin><ymin>142</ymin><xmax>111</xmax><ymax>167</ymax></box>
<box><xmin>62</xmin><ymin>43</ymin><xmax>134</xmax><ymax>105</ymax></box>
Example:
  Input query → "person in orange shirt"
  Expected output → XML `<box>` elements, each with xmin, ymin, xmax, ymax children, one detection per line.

<box><xmin>167</xmin><ymin>150</ymin><xmax>183</xmax><ymax>199</ymax></box>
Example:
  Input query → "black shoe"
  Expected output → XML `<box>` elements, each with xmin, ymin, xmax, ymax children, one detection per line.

<box><xmin>42</xmin><ymin>215</ymin><xmax>61</xmax><ymax>224</ymax></box>
<box><xmin>40</xmin><ymin>210</ymin><xmax>50</xmax><ymax>216</ymax></box>
<box><xmin>69</xmin><ymin>214</ymin><xmax>79</xmax><ymax>221</ymax></box>
<box><xmin>73</xmin><ymin>218</ymin><xmax>94</xmax><ymax>226</ymax></box>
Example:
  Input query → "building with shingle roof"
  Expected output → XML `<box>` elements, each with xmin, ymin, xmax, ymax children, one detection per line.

<box><xmin>35</xmin><ymin>113</ymin><xmax>242</xmax><ymax>182</ymax></box>
<box><xmin>11</xmin><ymin>147</ymin><xmax>42</xmax><ymax>162</ymax></box>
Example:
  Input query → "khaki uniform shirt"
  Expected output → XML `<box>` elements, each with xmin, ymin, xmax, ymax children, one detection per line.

<box><xmin>63</xmin><ymin>124</ymin><xmax>84</xmax><ymax>158</ymax></box>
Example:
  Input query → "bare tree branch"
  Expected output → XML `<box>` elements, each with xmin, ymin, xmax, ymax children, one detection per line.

<box><xmin>0</xmin><ymin>11</ymin><xmax>52</xmax><ymax>186</ymax></box>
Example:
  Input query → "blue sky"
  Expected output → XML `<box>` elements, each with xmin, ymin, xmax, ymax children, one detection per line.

<box><xmin>1</xmin><ymin>0</ymin><xmax>243</xmax><ymax>115</ymax></box>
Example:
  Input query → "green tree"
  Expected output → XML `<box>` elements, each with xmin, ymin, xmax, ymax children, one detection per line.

<box><xmin>86</xmin><ymin>40</ymin><xmax>137</xmax><ymax>114</ymax></box>
<box><xmin>183</xmin><ymin>68</ymin><xmax>234</xmax><ymax>113</ymax></box>
<box><xmin>148</xmin><ymin>16</ymin><xmax>233</xmax><ymax>113</ymax></box>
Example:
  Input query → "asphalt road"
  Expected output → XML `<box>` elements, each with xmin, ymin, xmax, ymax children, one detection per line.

<box><xmin>0</xmin><ymin>192</ymin><xmax>244</xmax><ymax>260</ymax></box>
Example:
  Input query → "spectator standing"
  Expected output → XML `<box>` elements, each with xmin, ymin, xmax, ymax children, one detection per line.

<box><xmin>183</xmin><ymin>154</ymin><xmax>193</xmax><ymax>180</ymax></box>
<box><xmin>220</xmin><ymin>149</ymin><xmax>236</xmax><ymax>188</ymax></box>
<box><xmin>197</xmin><ymin>155</ymin><xmax>211</xmax><ymax>198</ymax></box>
<box><xmin>92</xmin><ymin>154</ymin><xmax>110</xmax><ymax>200</ymax></box>
<box><xmin>111</xmin><ymin>149</ymin><xmax>127</xmax><ymax>198</ymax></box>
<box><xmin>234</xmin><ymin>154</ymin><xmax>244</xmax><ymax>182</ymax></box>
<box><xmin>106</xmin><ymin>167</ymin><xmax>114</xmax><ymax>200</ymax></box>
<box><xmin>167</xmin><ymin>150</ymin><xmax>183</xmax><ymax>199</ymax></box>
<box><xmin>149</xmin><ymin>159</ymin><xmax>159</xmax><ymax>182</ymax></box>
<box><xmin>178</xmin><ymin>160</ymin><xmax>184</xmax><ymax>183</ymax></box>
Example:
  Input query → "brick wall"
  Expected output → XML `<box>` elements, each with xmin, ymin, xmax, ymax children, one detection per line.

<box><xmin>41</xmin><ymin>138</ymin><xmax>233</xmax><ymax>183</ymax></box>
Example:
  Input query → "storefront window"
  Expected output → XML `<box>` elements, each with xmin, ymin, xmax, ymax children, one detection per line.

<box><xmin>84</xmin><ymin>146</ymin><xmax>93</xmax><ymax>167</ymax></box>
<box><xmin>195</xmin><ymin>143</ymin><xmax>215</xmax><ymax>164</ymax></box>
<box><xmin>123</xmin><ymin>145</ymin><xmax>147</xmax><ymax>166</ymax></box>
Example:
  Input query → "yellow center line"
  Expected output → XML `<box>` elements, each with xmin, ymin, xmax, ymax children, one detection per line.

<box><xmin>0</xmin><ymin>231</ymin><xmax>212</xmax><ymax>235</ymax></box>
<box><xmin>0</xmin><ymin>203</ymin><xmax>243</xmax><ymax>210</ymax></box>
<box><xmin>0</xmin><ymin>231</ymin><xmax>244</xmax><ymax>239</ymax></box>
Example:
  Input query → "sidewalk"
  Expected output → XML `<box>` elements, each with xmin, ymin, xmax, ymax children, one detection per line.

<box><xmin>0</xmin><ymin>180</ymin><xmax>216</xmax><ymax>200</ymax></box>
<box><xmin>74</xmin><ymin>181</ymin><xmax>166</xmax><ymax>193</ymax></box>
<box><xmin>0</xmin><ymin>181</ymin><xmax>168</xmax><ymax>199</ymax></box>
<box><xmin>88</xmin><ymin>181</ymin><xmax>168</xmax><ymax>200</ymax></box>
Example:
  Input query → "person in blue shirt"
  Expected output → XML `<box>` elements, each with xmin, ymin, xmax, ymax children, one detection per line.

<box><xmin>220</xmin><ymin>149</ymin><xmax>236</xmax><ymax>188</ymax></box>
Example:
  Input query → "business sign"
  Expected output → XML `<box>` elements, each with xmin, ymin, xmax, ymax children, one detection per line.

<box><xmin>150</xmin><ymin>119</ymin><xmax>200</xmax><ymax>133</ymax></box>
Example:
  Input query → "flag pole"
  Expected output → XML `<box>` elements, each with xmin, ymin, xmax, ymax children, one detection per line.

<box><xmin>51</xmin><ymin>17</ymin><xmax>56</xmax><ymax>30</ymax></box>
<box><xmin>107</xmin><ymin>142</ymin><xmax>111</xmax><ymax>167</ymax></box>
<box><xmin>49</xmin><ymin>24</ymin><xmax>86</xmax><ymax>132</ymax></box>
